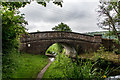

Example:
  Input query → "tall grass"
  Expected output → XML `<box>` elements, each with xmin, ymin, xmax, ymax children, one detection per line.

<box><xmin>43</xmin><ymin>53</ymin><xmax>110</xmax><ymax>79</ymax></box>
<box><xmin>2</xmin><ymin>51</ymin><xmax>48</xmax><ymax>79</ymax></box>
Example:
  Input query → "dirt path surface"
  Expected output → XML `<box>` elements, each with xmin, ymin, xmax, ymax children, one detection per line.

<box><xmin>36</xmin><ymin>60</ymin><xmax>52</xmax><ymax>80</ymax></box>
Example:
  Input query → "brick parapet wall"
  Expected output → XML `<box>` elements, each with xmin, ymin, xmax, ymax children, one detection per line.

<box><xmin>20</xmin><ymin>31</ymin><xmax>102</xmax><ymax>43</ymax></box>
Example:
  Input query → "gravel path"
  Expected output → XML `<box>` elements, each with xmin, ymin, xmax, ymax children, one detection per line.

<box><xmin>36</xmin><ymin>60</ymin><xmax>52</xmax><ymax>80</ymax></box>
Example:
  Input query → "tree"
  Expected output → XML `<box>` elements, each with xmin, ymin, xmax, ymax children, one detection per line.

<box><xmin>1</xmin><ymin>1</ymin><xmax>63</xmax><ymax>78</ymax></box>
<box><xmin>97</xmin><ymin>0</ymin><xmax>120</xmax><ymax>41</ymax></box>
<box><xmin>2</xmin><ymin>2</ymin><xmax>29</xmax><ymax>54</ymax></box>
<box><xmin>51</xmin><ymin>22</ymin><xmax>72</xmax><ymax>55</ymax></box>
<box><xmin>52</xmin><ymin>22</ymin><xmax>72</xmax><ymax>32</ymax></box>
<box><xmin>2</xmin><ymin>0</ymin><xmax>63</xmax><ymax>54</ymax></box>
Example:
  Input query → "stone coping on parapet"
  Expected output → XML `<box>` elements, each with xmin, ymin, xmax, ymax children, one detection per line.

<box><xmin>28</xmin><ymin>31</ymin><xmax>94</xmax><ymax>37</ymax></box>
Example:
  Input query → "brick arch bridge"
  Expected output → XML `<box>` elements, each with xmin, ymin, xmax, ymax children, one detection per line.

<box><xmin>20</xmin><ymin>31</ymin><xmax>102</xmax><ymax>55</ymax></box>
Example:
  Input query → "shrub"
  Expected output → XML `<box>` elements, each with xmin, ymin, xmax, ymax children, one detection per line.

<box><xmin>44</xmin><ymin>53</ymin><xmax>110</xmax><ymax>79</ymax></box>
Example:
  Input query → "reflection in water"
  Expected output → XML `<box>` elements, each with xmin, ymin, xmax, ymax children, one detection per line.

<box><xmin>49</xmin><ymin>58</ymin><xmax>55</xmax><ymax>62</ymax></box>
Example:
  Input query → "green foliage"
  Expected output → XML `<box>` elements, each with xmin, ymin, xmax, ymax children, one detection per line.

<box><xmin>52</xmin><ymin>22</ymin><xmax>72</xmax><ymax>32</ymax></box>
<box><xmin>104</xmin><ymin>31</ymin><xmax>119</xmax><ymax>39</ymax></box>
<box><xmin>43</xmin><ymin>53</ymin><xmax>110</xmax><ymax>79</ymax></box>
<box><xmin>53</xmin><ymin>1</ymin><xmax>63</xmax><ymax>7</ymax></box>
<box><xmin>97</xmin><ymin>1</ymin><xmax>120</xmax><ymax>41</ymax></box>
<box><xmin>94</xmin><ymin>44</ymin><xmax>107</xmax><ymax>61</ymax></box>
<box><xmin>2</xmin><ymin>2</ymin><xmax>30</xmax><ymax>10</ymax></box>
<box><xmin>97</xmin><ymin>44</ymin><xmax>106</xmax><ymax>54</ymax></box>
<box><xmin>112</xmin><ymin>45</ymin><xmax>120</xmax><ymax>54</ymax></box>
<box><xmin>2</xmin><ymin>51</ymin><xmax>48</xmax><ymax>78</ymax></box>
<box><xmin>2</xmin><ymin>1</ymin><xmax>63</xmax><ymax>79</ymax></box>
<box><xmin>46</xmin><ymin>43</ymin><xmax>63</xmax><ymax>55</ymax></box>
<box><xmin>2</xmin><ymin>1</ymin><xmax>64</xmax><ymax>54</ymax></box>
<box><xmin>2</xmin><ymin>1</ymin><xmax>64</xmax><ymax>53</ymax></box>
<box><xmin>93</xmin><ymin>45</ymin><xmax>120</xmax><ymax>76</ymax></box>
<box><xmin>37</xmin><ymin>0</ymin><xmax>63</xmax><ymax>7</ymax></box>
<box><xmin>85</xmin><ymin>31</ymin><xmax>120</xmax><ymax>40</ymax></box>
<box><xmin>2</xmin><ymin>1</ymin><xmax>63</xmax><ymax>54</ymax></box>
<box><xmin>2</xmin><ymin>3</ymin><xmax>29</xmax><ymax>78</ymax></box>
<box><xmin>2</xmin><ymin>2</ymin><xmax>29</xmax><ymax>54</ymax></box>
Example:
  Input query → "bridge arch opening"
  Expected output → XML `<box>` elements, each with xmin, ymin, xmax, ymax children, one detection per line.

<box><xmin>45</xmin><ymin>43</ymin><xmax>64</xmax><ymax>55</ymax></box>
<box><xmin>45</xmin><ymin>42</ymin><xmax>77</xmax><ymax>58</ymax></box>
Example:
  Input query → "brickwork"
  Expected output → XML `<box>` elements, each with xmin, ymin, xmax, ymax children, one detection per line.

<box><xmin>102</xmin><ymin>39</ymin><xmax>120</xmax><ymax>51</ymax></box>
<box><xmin>20</xmin><ymin>31</ymin><xmax>102</xmax><ymax>54</ymax></box>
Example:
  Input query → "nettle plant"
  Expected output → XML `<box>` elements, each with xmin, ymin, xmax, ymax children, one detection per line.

<box><xmin>112</xmin><ymin>45</ymin><xmax>120</xmax><ymax>54</ymax></box>
<box><xmin>94</xmin><ymin>44</ymin><xmax>106</xmax><ymax>61</ymax></box>
<box><xmin>97</xmin><ymin>44</ymin><xmax>106</xmax><ymax>54</ymax></box>
<box><xmin>53</xmin><ymin>53</ymin><xmax>109</xmax><ymax>79</ymax></box>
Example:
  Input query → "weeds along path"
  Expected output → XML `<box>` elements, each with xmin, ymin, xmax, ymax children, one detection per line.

<box><xmin>36</xmin><ymin>59</ymin><xmax>53</xmax><ymax>80</ymax></box>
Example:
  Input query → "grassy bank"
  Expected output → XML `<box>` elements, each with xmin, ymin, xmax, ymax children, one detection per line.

<box><xmin>3</xmin><ymin>52</ymin><xmax>48</xmax><ymax>79</ymax></box>
<box><xmin>43</xmin><ymin>54</ymin><xmax>105</xmax><ymax>79</ymax></box>
<box><xmin>79</xmin><ymin>52</ymin><xmax>120</xmax><ymax>65</ymax></box>
<box><xmin>43</xmin><ymin>53</ymin><xmax>120</xmax><ymax>79</ymax></box>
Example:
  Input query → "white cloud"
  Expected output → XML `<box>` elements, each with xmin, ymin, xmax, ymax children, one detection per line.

<box><xmin>20</xmin><ymin>0</ymin><xmax>103</xmax><ymax>33</ymax></box>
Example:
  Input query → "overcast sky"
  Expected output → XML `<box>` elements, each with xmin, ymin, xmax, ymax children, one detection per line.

<box><xmin>19</xmin><ymin>0</ymin><xmax>105</xmax><ymax>33</ymax></box>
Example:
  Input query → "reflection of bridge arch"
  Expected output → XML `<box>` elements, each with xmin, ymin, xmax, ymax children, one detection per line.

<box><xmin>20</xmin><ymin>31</ymin><xmax>102</xmax><ymax>55</ymax></box>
